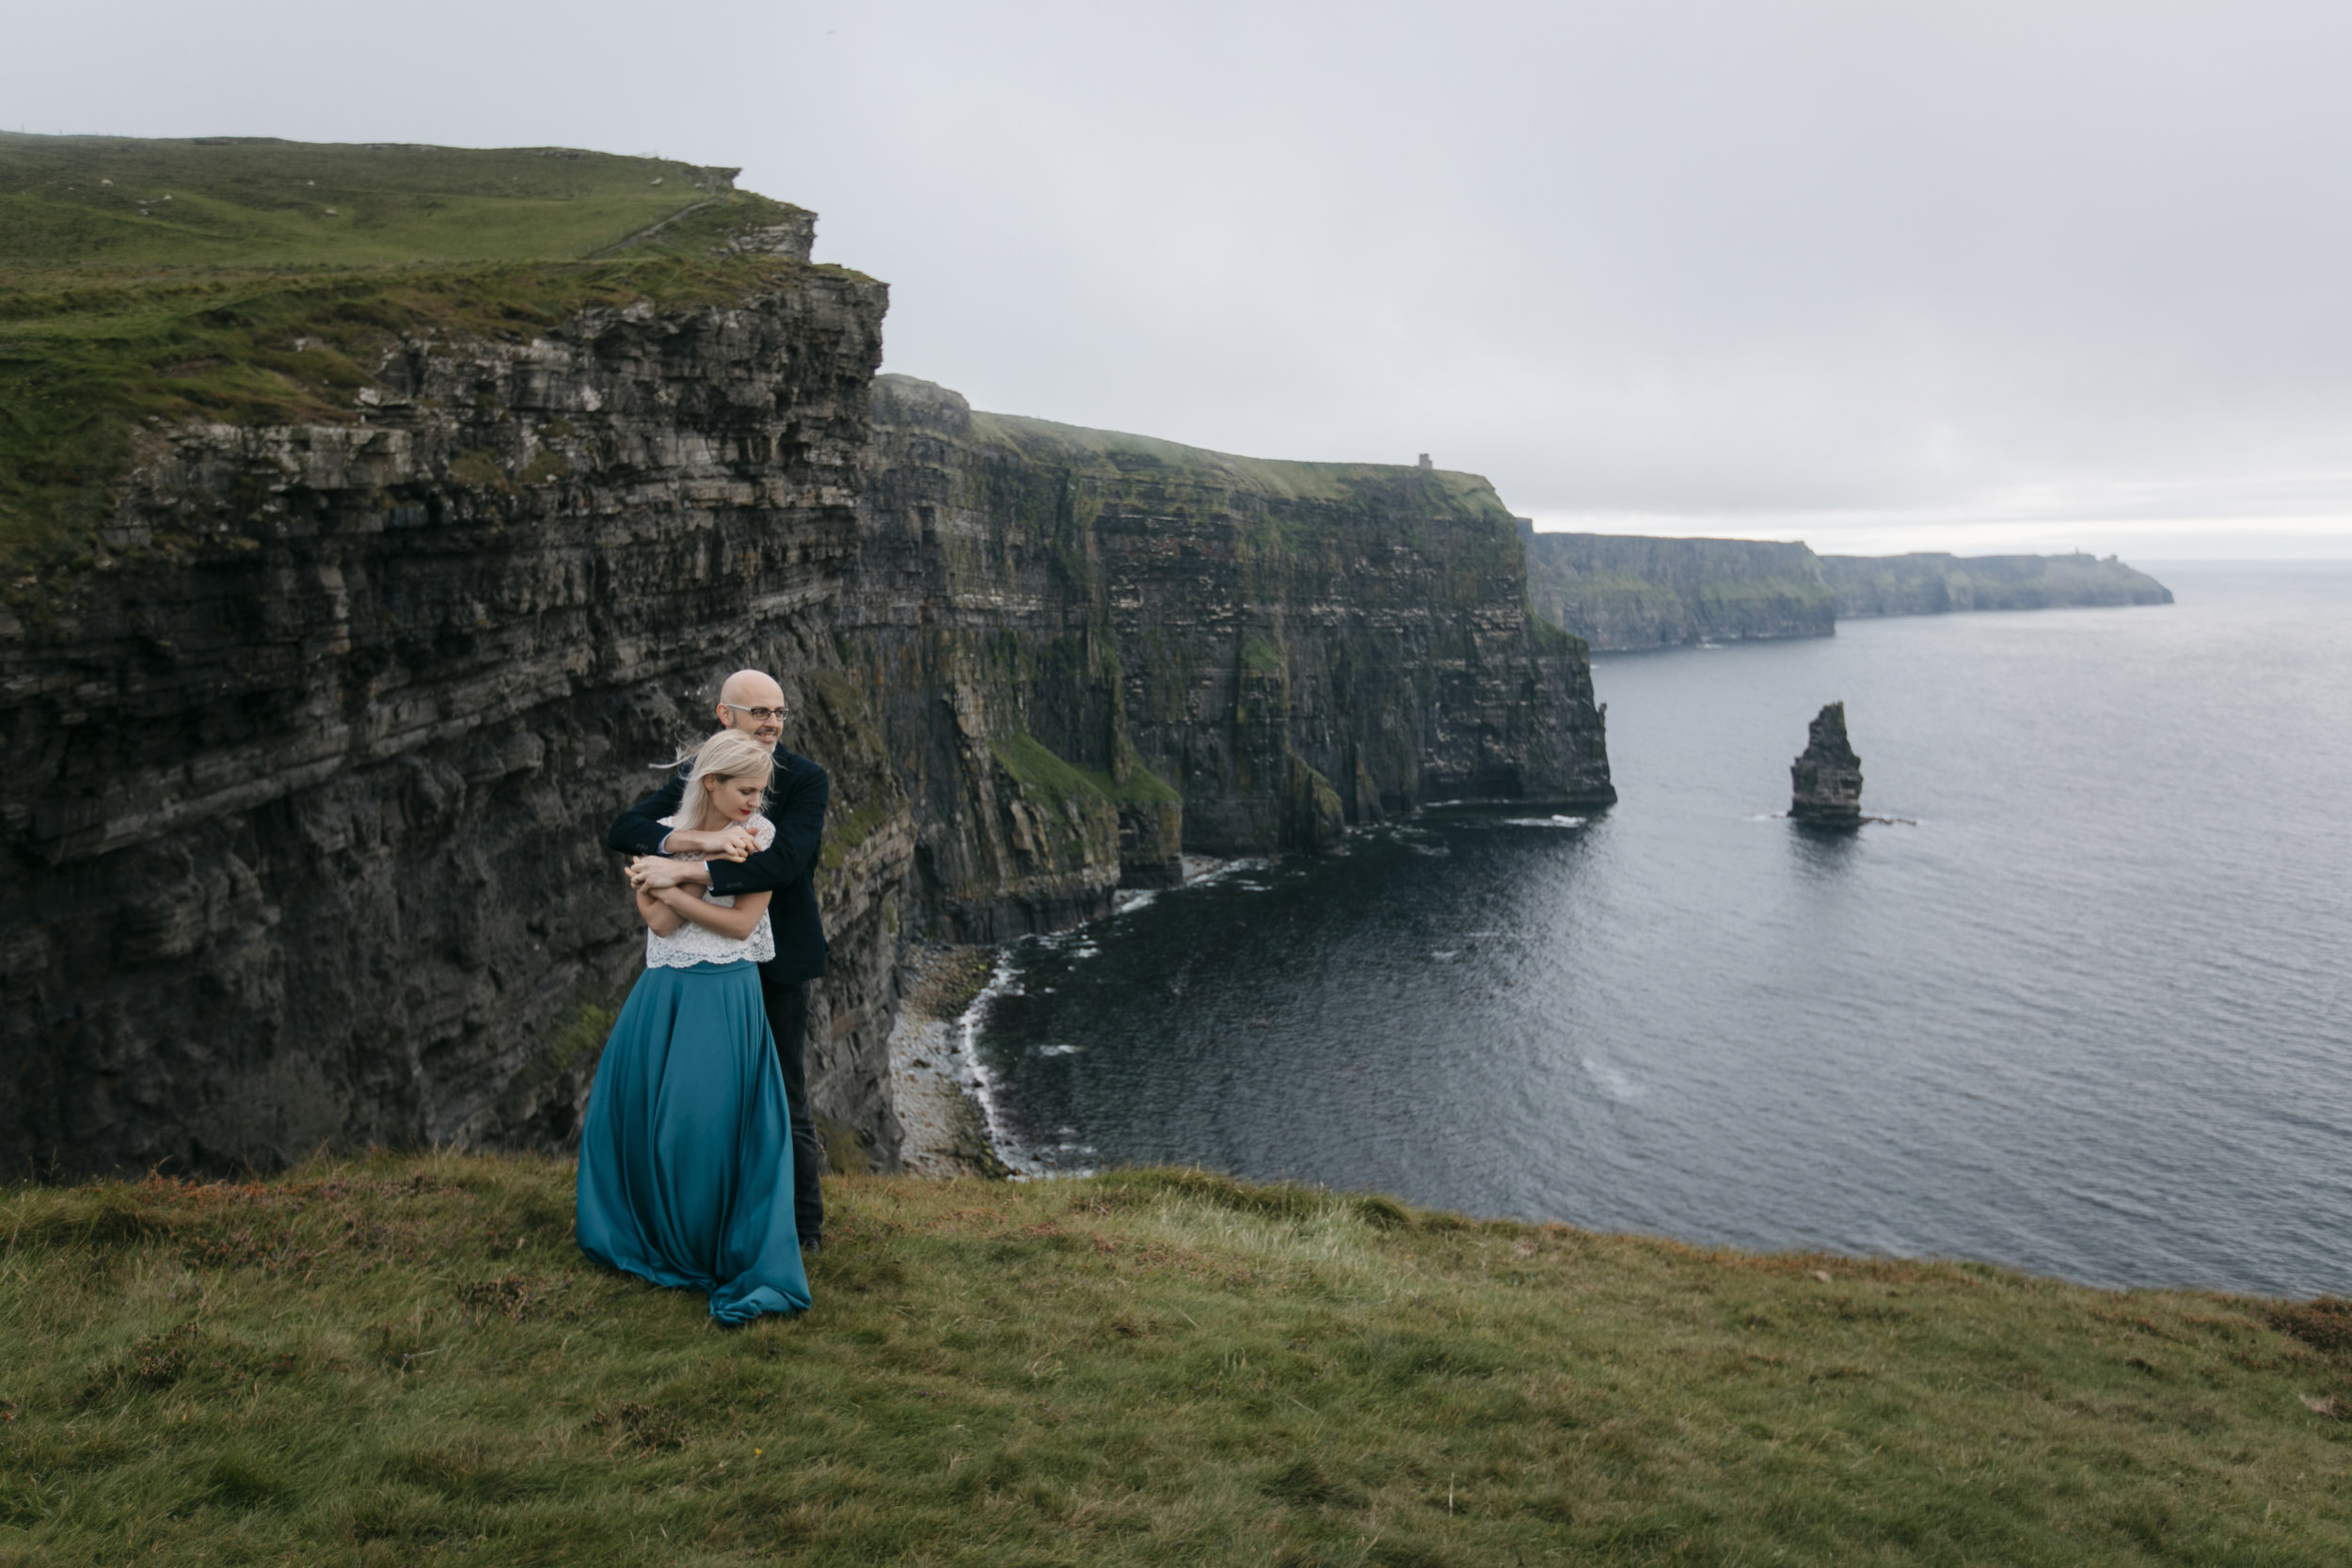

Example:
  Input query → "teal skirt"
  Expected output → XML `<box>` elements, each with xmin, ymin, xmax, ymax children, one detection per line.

<box><xmin>576</xmin><ymin>959</ymin><xmax>810</xmax><ymax>1323</ymax></box>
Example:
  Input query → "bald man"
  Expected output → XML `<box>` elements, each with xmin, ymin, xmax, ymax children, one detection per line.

<box><xmin>605</xmin><ymin>669</ymin><xmax>832</xmax><ymax>1252</ymax></box>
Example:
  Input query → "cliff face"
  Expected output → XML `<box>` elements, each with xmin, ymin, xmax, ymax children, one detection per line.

<box><xmin>1820</xmin><ymin>552</ymin><xmax>2175</xmax><ymax>616</ymax></box>
<box><xmin>1525</xmin><ymin>535</ymin><xmax>2176</xmax><ymax>648</ymax></box>
<box><xmin>845</xmin><ymin>377</ymin><xmax>1615</xmax><ymax>940</ymax></box>
<box><xmin>0</xmin><ymin>267</ymin><xmax>915</xmax><ymax>1179</ymax></box>
<box><xmin>2</xmin><ymin>243</ymin><xmax>1626</xmax><ymax>1174</ymax></box>
<box><xmin>1523</xmin><ymin>533</ymin><xmax>1837</xmax><ymax>651</ymax></box>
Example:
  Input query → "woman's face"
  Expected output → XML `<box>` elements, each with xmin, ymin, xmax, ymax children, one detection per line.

<box><xmin>706</xmin><ymin>771</ymin><xmax>769</xmax><ymax>823</ymax></box>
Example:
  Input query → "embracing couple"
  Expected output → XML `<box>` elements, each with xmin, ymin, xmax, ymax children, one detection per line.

<box><xmin>572</xmin><ymin>670</ymin><xmax>831</xmax><ymax>1324</ymax></box>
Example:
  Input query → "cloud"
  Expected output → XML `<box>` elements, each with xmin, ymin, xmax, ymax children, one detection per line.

<box><xmin>10</xmin><ymin>0</ymin><xmax>2352</xmax><ymax>554</ymax></box>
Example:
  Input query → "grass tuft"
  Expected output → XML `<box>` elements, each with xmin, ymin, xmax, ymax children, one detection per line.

<box><xmin>2</xmin><ymin>1154</ymin><xmax>2350</xmax><ymax>1563</ymax></box>
<box><xmin>2270</xmin><ymin>1295</ymin><xmax>2352</xmax><ymax>1354</ymax></box>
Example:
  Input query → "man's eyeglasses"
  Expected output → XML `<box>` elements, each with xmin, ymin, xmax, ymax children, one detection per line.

<box><xmin>723</xmin><ymin>704</ymin><xmax>790</xmax><ymax>723</ymax></box>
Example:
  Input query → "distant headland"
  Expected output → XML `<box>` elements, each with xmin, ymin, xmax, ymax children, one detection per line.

<box><xmin>1521</xmin><ymin>529</ymin><xmax>2171</xmax><ymax>652</ymax></box>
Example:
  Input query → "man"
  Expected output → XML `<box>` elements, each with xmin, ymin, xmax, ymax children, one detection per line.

<box><xmin>607</xmin><ymin>669</ymin><xmax>830</xmax><ymax>1252</ymax></box>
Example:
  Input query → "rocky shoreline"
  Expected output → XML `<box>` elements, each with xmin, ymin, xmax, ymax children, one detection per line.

<box><xmin>882</xmin><ymin>944</ymin><xmax>1010</xmax><ymax>1180</ymax></box>
<box><xmin>884</xmin><ymin>856</ymin><xmax>1276</xmax><ymax>1182</ymax></box>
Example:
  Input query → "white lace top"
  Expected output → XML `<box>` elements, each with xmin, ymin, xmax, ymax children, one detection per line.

<box><xmin>643</xmin><ymin>814</ymin><xmax>777</xmax><ymax>970</ymax></box>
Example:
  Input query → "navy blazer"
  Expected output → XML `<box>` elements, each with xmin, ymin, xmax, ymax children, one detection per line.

<box><xmin>606</xmin><ymin>747</ymin><xmax>830</xmax><ymax>985</ymax></box>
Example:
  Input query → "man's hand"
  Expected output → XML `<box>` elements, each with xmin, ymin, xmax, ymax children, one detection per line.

<box><xmin>628</xmin><ymin>856</ymin><xmax>713</xmax><ymax>892</ymax></box>
<box><xmin>709</xmin><ymin>823</ymin><xmax>758</xmax><ymax>862</ymax></box>
<box><xmin>660</xmin><ymin>824</ymin><xmax>758</xmax><ymax>862</ymax></box>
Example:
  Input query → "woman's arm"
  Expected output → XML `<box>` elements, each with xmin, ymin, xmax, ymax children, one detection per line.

<box><xmin>652</xmin><ymin>886</ymin><xmax>773</xmax><ymax>941</ymax></box>
<box><xmin>637</xmin><ymin>886</ymin><xmax>686</xmax><ymax>937</ymax></box>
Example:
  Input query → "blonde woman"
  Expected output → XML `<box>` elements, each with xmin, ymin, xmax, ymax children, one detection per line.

<box><xmin>576</xmin><ymin>730</ymin><xmax>810</xmax><ymax>1322</ymax></box>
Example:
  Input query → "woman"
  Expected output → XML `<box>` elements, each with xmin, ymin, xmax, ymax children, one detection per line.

<box><xmin>576</xmin><ymin>730</ymin><xmax>811</xmax><ymax>1323</ymax></box>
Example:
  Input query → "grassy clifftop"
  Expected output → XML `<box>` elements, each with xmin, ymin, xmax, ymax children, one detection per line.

<box><xmin>1524</xmin><ymin>532</ymin><xmax>1837</xmax><ymax>651</ymax></box>
<box><xmin>1820</xmin><ymin>551</ymin><xmax>2176</xmax><ymax>617</ymax></box>
<box><xmin>0</xmin><ymin>134</ymin><xmax>787</xmax><ymax>267</ymax></box>
<box><xmin>969</xmin><ymin>405</ymin><xmax>1516</xmax><ymax>517</ymax></box>
<box><xmin>3</xmin><ymin>1154</ymin><xmax>2347</xmax><ymax>1565</ymax></box>
<box><xmin>0</xmin><ymin>135</ymin><xmax>837</xmax><ymax>577</ymax></box>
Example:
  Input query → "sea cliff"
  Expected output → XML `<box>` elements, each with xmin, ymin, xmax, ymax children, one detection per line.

<box><xmin>1523</xmin><ymin>532</ymin><xmax>1836</xmax><ymax>649</ymax></box>
<box><xmin>0</xmin><ymin>137</ymin><xmax>1616</xmax><ymax>1176</ymax></box>
<box><xmin>1524</xmin><ymin>533</ymin><xmax>2172</xmax><ymax>650</ymax></box>
<box><xmin>846</xmin><ymin>376</ymin><xmax>1615</xmax><ymax>941</ymax></box>
<box><xmin>0</xmin><ymin>260</ymin><xmax>919</xmax><ymax>1179</ymax></box>
<box><xmin>1820</xmin><ymin>551</ymin><xmax>2175</xmax><ymax>616</ymax></box>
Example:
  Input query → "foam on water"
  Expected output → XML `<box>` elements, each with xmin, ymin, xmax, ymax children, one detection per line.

<box><xmin>970</xmin><ymin>565</ymin><xmax>2352</xmax><ymax>1294</ymax></box>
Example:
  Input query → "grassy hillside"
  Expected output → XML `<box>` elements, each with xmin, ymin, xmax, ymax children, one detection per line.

<box><xmin>0</xmin><ymin>134</ymin><xmax>778</xmax><ymax>268</ymax></box>
<box><xmin>968</xmin><ymin>404</ymin><xmax>1511</xmax><ymax>515</ymax></box>
<box><xmin>4</xmin><ymin>1155</ymin><xmax>2348</xmax><ymax>1565</ymax></box>
<box><xmin>0</xmin><ymin>135</ymin><xmax>832</xmax><ymax>579</ymax></box>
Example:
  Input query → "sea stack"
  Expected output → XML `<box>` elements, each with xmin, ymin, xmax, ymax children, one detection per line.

<box><xmin>1789</xmin><ymin>702</ymin><xmax>1864</xmax><ymax>825</ymax></box>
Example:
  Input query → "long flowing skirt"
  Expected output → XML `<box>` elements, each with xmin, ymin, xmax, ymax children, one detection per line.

<box><xmin>576</xmin><ymin>959</ymin><xmax>810</xmax><ymax>1322</ymax></box>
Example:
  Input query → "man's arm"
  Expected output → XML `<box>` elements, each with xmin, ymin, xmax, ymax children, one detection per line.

<box><xmin>707</xmin><ymin>763</ymin><xmax>829</xmax><ymax>898</ymax></box>
<box><xmin>607</xmin><ymin>773</ymin><xmax>688</xmax><ymax>859</ymax></box>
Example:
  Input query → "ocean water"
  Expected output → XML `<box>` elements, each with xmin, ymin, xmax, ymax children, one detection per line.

<box><xmin>970</xmin><ymin>563</ymin><xmax>2352</xmax><ymax>1297</ymax></box>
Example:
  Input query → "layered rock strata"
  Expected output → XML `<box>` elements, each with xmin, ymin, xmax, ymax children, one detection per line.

<box><xmin>2</xmin><ymin>291</ymin><xmax>1624</xmax><ymax>1179</ymax></box>
<box><xmin>1523</xmin><ymin>532</ymin><xmax>1837</xmax><ymax>650</ymax></box>
<box><xmin>0</xmin><ymin>266</ymin><xmax>914</xmax><ymax>1179</ymax></box>
<box><xmin>843</xmin><ymin>377</ymin><xmax>1616</xmax><ymax>939</ymax></box>
<box><xmin>1789</xmin><ymin>703</ymin><xmax>1864</xmax><ymax>826</ymax></box>
<box><xmin>1523</xmin><ymin>535</ymin><xmax>2174</xmax><ymax>651</ymax></box>
<box><xmin>1820</xmin><ymin>552</ymin><xmax>2174</xmax><ymax>616</ymax></box>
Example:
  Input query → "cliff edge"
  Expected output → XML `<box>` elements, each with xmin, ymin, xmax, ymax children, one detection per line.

<box><xmin>0</xmin><ymin>137</ymin><xmax>916</xmax><ymax>1179</ymax></box>
<box><xmin>846</xmin><ymin>377</ymin><xmax>1615</xmax><ymax>938</ymax></box>
<box><xmin>1523</xmin><ymin>532</ymin><xmax>2173</xmax><ymax>650</ymax></box>
<box><xmin>1523</xmin><ymin>532</ymin><xmax>1837</xmax><ymax>650</ymax></box>
<box><xmin>1</xmin><ymin>137</ymin><xmax>1618</xmax><ymax>1176</ymax></box>
<box><xmin>1820</xmin><ymin>551</ymin><xmax>2175</xmax><ymax>616</ymax></box>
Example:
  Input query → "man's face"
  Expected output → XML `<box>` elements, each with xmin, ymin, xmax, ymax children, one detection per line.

<box><xmin>717</xmin><ymin>688</ymin><xmax>787</xmax><ymax>747</ymax></box>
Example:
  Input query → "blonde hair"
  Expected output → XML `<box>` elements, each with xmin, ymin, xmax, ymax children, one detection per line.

<box><xmin>660</xmin><ymin>729</ymin><xmax>774</xmax><ymax>838</ymax></box>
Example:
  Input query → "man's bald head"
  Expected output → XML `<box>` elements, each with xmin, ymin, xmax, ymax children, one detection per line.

<box><xmin>719</xmin><ymin>669</ymin><xmax>784</xmax><ymax>708</ymax></box>
<box><xmin>715</xmin><ymin>669</ymin><xmax>787</xmax><ymax>747</ymax></box>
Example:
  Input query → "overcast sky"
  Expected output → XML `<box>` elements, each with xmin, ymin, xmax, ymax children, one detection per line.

<box><xmin>10</xmin><ymin>0</ymin><xmax>2351</xmax><ymax>556</ymax></box>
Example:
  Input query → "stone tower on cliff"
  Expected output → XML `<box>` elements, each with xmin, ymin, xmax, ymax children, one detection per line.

<box><xmin>1789</xmin><ymin>702</ymin><xmax>1864</xmax><ymax>825</ymax></box>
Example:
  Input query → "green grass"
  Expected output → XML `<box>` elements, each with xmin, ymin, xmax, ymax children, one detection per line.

<box><xmin>1241</xmin><ymin>633</ymin><xmax>1287</xmax><ymax>680</ymax></box>
<box><xmin>961</xmin><ymin>402</ymin><xmax>1513</xmax><ymax>515</ymax></box>
<box><xmin>992</xmin><ymin>731</ymin><xmax>1179</xmax><ymax>811</ymax></box>
<box><xmin>0</xmin><ymin>252</ymin><xmax>810</xmax><ymax>579</ymax></box>
<box><xmin>3</xmin><ymin>1156</ymin><xmax>2348</xmax><ymax>1565</ymax></box>
<box><xmin>0</xmin><ymin>134</ymin><xmax>832</xmax><ymax>580</ymax></box>
<box><xmin>1103</xmin><ymin>752</ymin><xmax>1184</xmax><ymax>808</ymax></box>
<box><xmin>0</xmin><ymin>134</ymin><xmax>787</xmax><ymax>268</ymax></box>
